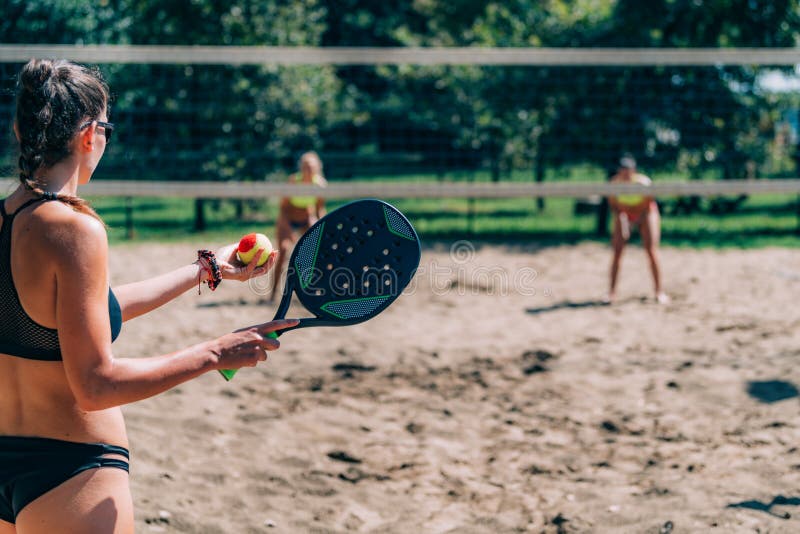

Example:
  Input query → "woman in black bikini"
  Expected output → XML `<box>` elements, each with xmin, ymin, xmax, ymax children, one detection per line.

<box><xmin>0</xmin><ymin>59</ymin><xmax>297</xmax><ymax>533</ymax></box>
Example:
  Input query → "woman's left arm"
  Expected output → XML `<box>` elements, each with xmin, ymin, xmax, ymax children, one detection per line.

<box><xmin>113</xmin><ymin>244</ymin><xmax>276</xmax><ymax>321</ymax></box>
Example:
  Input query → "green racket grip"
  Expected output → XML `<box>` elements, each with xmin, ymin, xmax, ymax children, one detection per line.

<box><xmin>218</xmin><ymin>331</ymin><xmax>279</xmax><ymax>381</ymax></box>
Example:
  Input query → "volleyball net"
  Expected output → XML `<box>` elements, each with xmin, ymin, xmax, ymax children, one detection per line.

<box><xmin>0</xmin><ymin>45</ymin><xmax>799</xmax><ymax>238</ymax></box>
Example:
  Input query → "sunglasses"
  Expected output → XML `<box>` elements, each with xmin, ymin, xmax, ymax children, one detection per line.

<box><xmin>79</xmin><ymin>120</ymin><xmax>115</xmax><ymax>142</ymax></box>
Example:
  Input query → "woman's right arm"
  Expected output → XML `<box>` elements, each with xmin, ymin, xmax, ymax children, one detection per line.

<box><xmin>54</xmin><ymin>215</ymin><xmax>296</xmax><ymax>411</ymax></box>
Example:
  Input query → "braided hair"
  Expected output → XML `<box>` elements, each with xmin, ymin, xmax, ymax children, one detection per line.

<box><xmin>15</xmin><ymin>58</ymin><xmax>108</xmax><ymax>221</ymax></box>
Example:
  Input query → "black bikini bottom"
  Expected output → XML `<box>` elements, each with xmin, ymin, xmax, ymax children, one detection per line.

<box><xmin>0</xmin><ymin>436</ymin><xmax>129</xmax><ymax>524</ymax></box>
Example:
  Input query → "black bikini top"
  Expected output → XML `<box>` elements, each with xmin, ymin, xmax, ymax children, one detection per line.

<box><xmin>0</xmin><ymin>197</ymin><xmax>122</xmax><ymax>361</ymax></box>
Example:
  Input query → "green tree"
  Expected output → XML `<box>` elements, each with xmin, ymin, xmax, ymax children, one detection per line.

<box><xmin>317</xmin><ymin>0</ymin><xmax>799</xmax><ymax>186</ymax></box>
<box><xmin>1</xmin><ymin>0</ymin><xmax>351</xmax><ymax>183</ymax></box>
<box><xmin>3</xmin><ymin>0</ymin><xmax>799</xmax><ymax>190</ymax></box>
<box><xmin>113</xmin><ymin>1</ymin><xmax>345</xmax><ymax>181</ymax></box>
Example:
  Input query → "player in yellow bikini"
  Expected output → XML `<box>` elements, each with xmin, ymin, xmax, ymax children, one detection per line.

<box><xmin>269</xmin><ymin>151</ymin><xmax>327</xmax><ymax>302</ymax></box>
<box><xmin>607</xmin><ymin>155</ymin><xmax>669</xmax><ymax>304</ymax></box>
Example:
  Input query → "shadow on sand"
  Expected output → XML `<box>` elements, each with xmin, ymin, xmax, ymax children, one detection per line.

<box><xmin>746</xmin><ymin>380</ymin><xmax>799</xmax><ymax>404</ymax></box>
<box><xmin>727</xmin><ymin>495</ymin><xmax>800</xmax><ymax>519</ymax></box>
<box><xmin>525</xmin><ymin>300</ymin><xmax>609</xmax><ymax>315</ymax></box>
<box><xmin>525</xmin><ymin>296</ymin><xmax>648</xmax><ymax>315</ymax></box>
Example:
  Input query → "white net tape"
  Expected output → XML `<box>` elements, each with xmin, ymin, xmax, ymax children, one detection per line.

<box><xmin>1</xmin><ymin>179</ymin><xmax>797</xmax><ymax>199</ymax></box>
<box><xmin>1</xmin><ymin>45</ymin><xmax>799</xmax><ymax>66</ymax></box>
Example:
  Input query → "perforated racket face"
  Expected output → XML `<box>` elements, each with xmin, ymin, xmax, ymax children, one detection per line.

<box><xmin>277</xmin><ymin>199</ymin><xmax>420</xmax><ymax>328</ymax></box>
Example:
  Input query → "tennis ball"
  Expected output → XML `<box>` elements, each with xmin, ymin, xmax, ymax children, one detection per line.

<box><xmin>236</xmin><ymin>233</ymin><xmax>272</xmax><ymax>266</ymax></box>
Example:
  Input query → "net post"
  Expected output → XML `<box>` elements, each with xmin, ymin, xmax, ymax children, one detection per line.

<box><xmin>534</xmin><ymin>152</ymin><xmax>545</xmax><ymax>212</ymax></box>
<box><xmin>194</xmin><ymin>198</ymin><xmax>206</xmax><ymax>232</ymax></box>
<box><xmin>796</xmin><ymin>194</ymin><xmax>800</xmax><ymax>237</ymax></box>
<box><xmin>467</xmin><ymin>196</ymin><xmax>475</xmax><ymax>236</ymax></box>
<box><xmin>596</xmin><ymin>167</ymin><xmax>613</xmax><ymax>237</ymax></box>
<box><xmin>124</xmin><ymin>196</ymin><xmax>135</xmax><ymax>239</ymax></box>
<box><xmin>596</xmin><ymin>197</ymin><xmax>610</xmax><ymax>237</ymax></box>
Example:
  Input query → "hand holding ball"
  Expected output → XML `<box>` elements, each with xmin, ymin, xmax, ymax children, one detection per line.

<box><xmin>236</xmin><ymin>233</ymin><xmax>273</xmax><ymax>266</ymax></box>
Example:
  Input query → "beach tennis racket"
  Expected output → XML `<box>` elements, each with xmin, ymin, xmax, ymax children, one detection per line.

<box><xmin>220</xmin><ymin>199</ymin><xmax>421</xmax><ymax>380</ymax></box>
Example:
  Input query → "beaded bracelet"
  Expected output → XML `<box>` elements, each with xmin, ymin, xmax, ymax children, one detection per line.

<box><xmin>197</xmin><ymin>250</ymin><xmax>222</xmax><ymax>292</ymax></box>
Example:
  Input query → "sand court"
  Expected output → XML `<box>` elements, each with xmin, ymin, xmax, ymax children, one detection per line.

<box><xmin>110</xmin><ymin>242</ymin><xmax>800</xmax><ymax>533</ymax></box>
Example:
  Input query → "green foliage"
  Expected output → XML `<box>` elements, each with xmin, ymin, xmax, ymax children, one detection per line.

<box><xmin>0</xmin><ymin>0</ymin><xmax>128</xmax><ymax>44</ymax></box>
<box><xmin>2</xmin><ymin>0</ymin><xmax>799</xmax><ymax>186</ymax></box>
<box><xmin>115</xmin><ymin>0</ymin><xmax>343</xmax><ymax>179</ymax></box>
<box><xmin>367</xmin><ymin>0</ymin><xmax>800</xmax><ymax>178</ymax></box>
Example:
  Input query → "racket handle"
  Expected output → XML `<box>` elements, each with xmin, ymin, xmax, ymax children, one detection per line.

<box><xmin>218</xmin><ymin>331</ymin><xmax>279</xmax><ymax>381</ymax></box>
<box><xmin>218</xmin><ymin>368</ymin><xmax>237</xmax><ymax>381</ymax></box>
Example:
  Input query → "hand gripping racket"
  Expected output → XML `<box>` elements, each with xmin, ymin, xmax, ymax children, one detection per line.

<box><xmin>220</xmin><ymin>199</ymin><xmax>421</xmax><ymax>380</ymax></box>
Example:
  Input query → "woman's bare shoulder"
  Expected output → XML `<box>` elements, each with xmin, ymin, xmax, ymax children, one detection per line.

<box><xmin>28</xmin><ymin>203</ymin><xmax>108</xmax><ymax>261</ymax></box>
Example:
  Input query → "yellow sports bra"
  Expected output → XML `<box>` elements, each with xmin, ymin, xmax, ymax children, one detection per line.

<box><xmin>288</xmin><ymin>173</ymin><xmax>325</xmax><ymax>209</ymax></box>
<box><xmin>616</xmin><ymin>174</ymin><xmax>651</xmax><ymax>206</ymax></box>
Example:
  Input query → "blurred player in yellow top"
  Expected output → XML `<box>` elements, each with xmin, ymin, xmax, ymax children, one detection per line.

<box><xmin>269</xmin><ymin>151</ymin><xmax>327</xmax><ymax>302</ymax></box>
<box><xmin>606</xmin><ymin>155</ymin><xmax>669</xmax><ymax>304</ymax></box>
